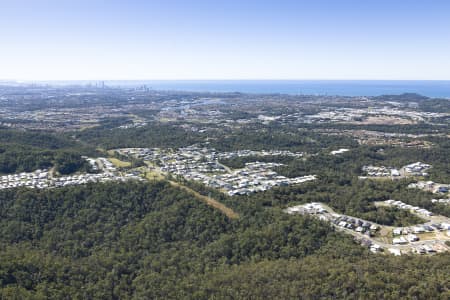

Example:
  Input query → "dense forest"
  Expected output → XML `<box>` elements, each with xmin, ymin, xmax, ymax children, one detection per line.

<box><xmin>75</xmin><ymin>122</ymin><xmax>360</xmax><ymax>153</ymax></box>
<box><xmin>0</xmin><ymin>129</ymin><xmax>95</xmax><ymax>174</ymax></box>
<box><xmin>0</xmin><ymin>181</ymin><xmax>449</xmax><ymax>299</ymax></box>
<box><xmin>0</xmin><ymin>116</ymin><xmax>449</xmax><ymax>298</ymax></box>
<box><xmin>74</xmin><ymin>122</ymin><xmax>205</xmax><ymax>150</ymax></box>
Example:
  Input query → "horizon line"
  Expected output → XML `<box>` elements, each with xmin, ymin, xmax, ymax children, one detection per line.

<box><xmin>2</xmin><ymin>78</ymin><xmax>450</xmax><ymax>82</ymax></box>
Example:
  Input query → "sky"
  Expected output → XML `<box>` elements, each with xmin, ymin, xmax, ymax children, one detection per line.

<box><xmin>1</xmin><ymin>0</ymin><xmax>450</xmax><ymax>80</ymax></box>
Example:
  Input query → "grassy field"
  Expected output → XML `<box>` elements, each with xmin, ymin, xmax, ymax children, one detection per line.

<box><xmin>109</xmin><ymin>158</ymin><xmax>132</xmax><ymax>168</ymax></box>
<box><xmin>145</xmin><ymin>170</ymin><xmax>165</xmax><ymax>181</ymax></box>
<box><xmin>416</xmin><ymin>232</ymin><xmax>439</xmax><ymax>241</ymax></box>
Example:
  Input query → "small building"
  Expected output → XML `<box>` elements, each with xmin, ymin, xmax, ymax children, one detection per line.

<box><xmin>393</xmin><ymin>228</ymin><xmax>403</xmax><ymax>235</ymax></box>
<box><xmin>370</xmin><ymin>244</ymin><xmax>382</xmax><ymax>253</ymax></box>
<box><xmin>393</xmin><ymin>237</ymin><xmax>408</xmax><ymax>245</ymax></box>
<box><xmin>388</xmin><ymin>248</ymin><xmax>402</xmax><ymax>256</ymax></box>
<box><xmin>407</xmin><ymin>234</ymin><xmax>419</xmax><ymax>242</ymax></box>
<box><xmin>413</xmin><ymin>226</ymin><xmax>425</xmax><ymax>234</ymax></box>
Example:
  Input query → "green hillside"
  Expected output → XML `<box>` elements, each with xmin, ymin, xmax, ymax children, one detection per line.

<box><xmin>0</xmin><ymin>181</ymin><xmax>448</xmax><ymax>299</ymax></box>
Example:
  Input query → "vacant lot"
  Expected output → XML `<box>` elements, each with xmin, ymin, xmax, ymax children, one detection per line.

<box><xmin>109</xmin><ymin>158</ymin><xmax>132</xmax><ymax>168</ymax></box>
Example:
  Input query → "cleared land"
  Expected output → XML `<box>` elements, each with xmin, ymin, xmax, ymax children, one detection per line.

<box><xmin>108</xmin><ymin>158</ymin><xmax>132</xmax><ymax>168</ymax></box>
<box><xmin>287</xmin><ymin>202</ymin><xmax>450</xmax><ymax>254</ymax></box>
<box><xmin>144</xmin><ymin>170</ymin><xmax>165</xmax><ymax>181</ymax></box>
<box><xmin>169</xmin><ymin>180</ymin><xmax>239</xmax><ymax>219</ymax></box>
<box><xmin>138</xmin><ymin>163</ymin><xmax>239</xmax><ymax>219</ymax></box>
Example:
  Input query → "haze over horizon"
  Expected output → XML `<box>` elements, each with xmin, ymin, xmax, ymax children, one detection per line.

<box><xmin>1</xmin><ymin>0</ymin><xmax>450</xmax><ymax>81</ymax></box>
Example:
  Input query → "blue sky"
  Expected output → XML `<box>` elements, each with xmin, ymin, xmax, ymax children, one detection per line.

<box><xmin>1</xmin><ymin>0</ymin><xmax>450</xmax><ymax>80</ymax></box>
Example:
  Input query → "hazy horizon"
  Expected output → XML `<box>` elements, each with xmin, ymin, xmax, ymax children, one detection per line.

<box><xmin>3</xmin><ymin>79</ymin><xmax>450</xmax><ymax>98</ymax></box>
<box><xmin>1</xmin><ymin>0</ymin><xmax>450</xmax><ymax>80</ymax></box>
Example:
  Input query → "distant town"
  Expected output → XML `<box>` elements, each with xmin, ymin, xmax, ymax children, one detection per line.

<box><xmin>0</xmin><ymin>83</ymin><xmax>449</xmax><ymax>258</ymax></box>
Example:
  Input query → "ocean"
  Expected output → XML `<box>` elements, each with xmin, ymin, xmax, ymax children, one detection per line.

<box><xmin>40</xmin><ymin>80</ymin><xmax>450</xmax><ymax>98</ymax></box>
